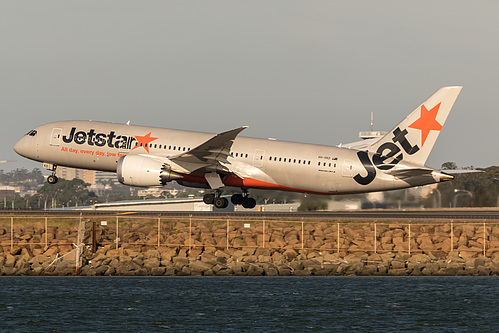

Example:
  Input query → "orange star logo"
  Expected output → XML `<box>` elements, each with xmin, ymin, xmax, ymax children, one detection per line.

<box><xmin>132</xmin><ymin>132</ymin><xmax>158</xmax><ymax>153</ymax></box>
<box><xmin>408</xmin><ymin>103</ymin><xmax>442</xmax><ymax>147</ymax></box>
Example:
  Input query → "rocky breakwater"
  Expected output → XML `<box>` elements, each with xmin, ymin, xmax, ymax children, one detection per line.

<box><xmin>1</xmin><ymin>220</ymin><xmax>499</xmax><ymax>276</ymax></box>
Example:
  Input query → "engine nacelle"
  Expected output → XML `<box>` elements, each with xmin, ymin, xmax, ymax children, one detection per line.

<box><xmin>117</xmin><ymin>155</ymin><xmax>182</xmax><ymax>187</ymax></box>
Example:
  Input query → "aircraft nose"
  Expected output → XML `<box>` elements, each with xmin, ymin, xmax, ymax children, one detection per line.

<box><xmin>13</xmin><ymin>137</ymin><xmax>28</xmax><ymax>157</ymax></box>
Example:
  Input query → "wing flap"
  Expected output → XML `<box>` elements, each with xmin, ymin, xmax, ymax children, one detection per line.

<box><xmin>169</xmin><ymin>126</ymin><xmax>248</xmax><ymax>174</ymax></box>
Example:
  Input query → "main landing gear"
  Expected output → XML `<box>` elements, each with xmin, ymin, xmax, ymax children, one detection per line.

<box><xmin>46</xmin><ymin>164</ymin><xmax>58</xmax><ymax>184</ymax></box>
<box><xmin>203</xmin><ymin>189</ymin><xmax>229</xmax><ymax>209</ymax></box>
<box><xmin>203</xmin><ymin>189</ymin><xmax>257</xmax><ymax>209</ymax></box>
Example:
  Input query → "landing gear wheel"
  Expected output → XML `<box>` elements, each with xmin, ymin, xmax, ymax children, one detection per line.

<box><xmin>203</xmin><ymin>193</ymin><xmax>215</xmax><ymax>205</ymax></box>
<box><xmin>242</xmin><ymin>197</ymin><xmax>256</xmax><ymax>209</ymax></box>
<box><xmin>214</xmin><ymin>197</ymin><xmax>229</xmax><ymax>209</ymax></box>
<box><xmin>231</xmin><ymin>193</ymin><xmax>243</xmax><ymax>205</ymax></box>
<box><xmin>47</xmin><ymin>175</ymin><xmax>58</xmax><ymax>184</ymax></box>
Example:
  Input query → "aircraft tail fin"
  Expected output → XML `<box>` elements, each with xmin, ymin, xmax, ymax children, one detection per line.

<box><xmin>367</xmin><ymin>86</ymin><xmax>462</xmax><ymax>166</ymax></box>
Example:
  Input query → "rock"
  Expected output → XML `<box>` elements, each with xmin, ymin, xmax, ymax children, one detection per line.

<box><xmin>246</xmin><ymin>264</ymin><xmax>264</xmax><ymax>276</ymax></box>
<box><xmin>422</xmin><ymin>263</ymin><xmax>439</xmax><ymax>276</ymax></box>
<box><xmin>390</xmin><ymin>260</ymin><xmax>406</xmax><ymax>269</ymax></box>
<box><xmin>173</xmin><ymin>257</ymin><xmax>189</xmax><ymax>269</ymax></box>
<box><xmin>264</xmin><ymin>267</ymin><xmax>278</xmax><ymax>276</ymax></box>
<box><xmin>388</xmin><ymin>268</ymin><xmax>408</xmax><ymax>276</ymax></box>
<box><xmin>289</xmin><ymin>260</ymin><xmax>304</xmax><ymax>271</ymax></box>
<box><xmin>143</xmin><ymin>258</ymin><xmax>160</xmax><ymax>270</ymax></box>
<box><xmin>215</xmin><ymin>268</ymin><xmax>232</xmax><ymax>276</ymax></box>
<box><xmin>443</xmin><ymin>263</ymin><xmax>464</xmax><ymax>275</ymax></box>
<box><xmin>79</xmin><ymin>266</ymin><xmax>97</xmax><ymax>276</ymax></box>
<box><xmin>10</xmin><ymin>246</ymin><xmax>22</xmax><ymax>256</ymax></box>
<box><xmin>189</xmin><ymin>260</ymin><xmax>214</xmax><ymax>272</ymax></box>
<box><xmin>277</xmin><ymin>266</ymin><xmax>292</xmax><ymax>276</ymax></box>
<box><xmin>466</xmin><ymin>257</ymin><xmax>486</xmax><ymax>269</ymax></box>
<box><xmin>360</xmin><ymin>265</ymin><xmax>377</xmax><ymax>276</ymax></box>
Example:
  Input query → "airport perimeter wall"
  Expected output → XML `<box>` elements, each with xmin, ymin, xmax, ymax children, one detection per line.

<box><xmin>1</xmin><ymin>214</ymin><xmax>499</xmax><ymax>276</ymax></box>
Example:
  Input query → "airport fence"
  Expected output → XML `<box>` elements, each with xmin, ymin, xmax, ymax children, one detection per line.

<box><xmin>1</xmin><ymin>214</ymin><xmax>499</xmax><ymax>258</ymax></box>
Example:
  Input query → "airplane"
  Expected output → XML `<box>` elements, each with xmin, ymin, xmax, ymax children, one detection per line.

<box><xmin>14</xmin><ymin>86</ymin><xmax>462</xmax><ymax>209</ymax></box>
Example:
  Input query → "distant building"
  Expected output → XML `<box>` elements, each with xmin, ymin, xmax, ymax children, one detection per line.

<box><xmin>55</xmin><ymin>167</ymin><xmax>96</xmax><ymax>185</ymax></box>
<box><xmin>0</xmin><ymin>186</ymin><xmax>18</xmax><ymax>198</ymax></box>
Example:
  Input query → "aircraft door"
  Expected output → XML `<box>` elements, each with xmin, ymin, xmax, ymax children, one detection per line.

<box><xmin>253</xmin><ymin>149</ymin><xmax>265</xmax><ymax>168</ymax></box>
<box><xmin>50</xmin><ymin>128</ymin><xmax>62</xmax><ymax>146</ymax></box>
<box><xmin>342</xmin><ymin>160</ymin><xmax>353</xmax><ymax>177</ymax></box>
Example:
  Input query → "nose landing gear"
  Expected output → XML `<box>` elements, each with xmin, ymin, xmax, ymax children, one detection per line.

<box><xmin>46</xmin><ymin>164</ymin><xmax>58</xmax><ymax>184</ymax></box>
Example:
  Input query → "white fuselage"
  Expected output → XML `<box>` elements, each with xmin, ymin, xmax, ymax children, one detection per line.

<box><xmin>13</xmin><ymin>120</ymin><xmax>442</xmax><ymax>195</ymax></box>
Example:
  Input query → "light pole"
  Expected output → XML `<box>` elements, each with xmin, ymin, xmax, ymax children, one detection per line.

<box><xmin>431</xmin><ymin>188</ymin><xmax>442</xmax><ymax>208</ymax></box>
<box><xmin>454</xmin><ymin>189</ymin><xmax>473</xmax><ymax>207</ymax></box>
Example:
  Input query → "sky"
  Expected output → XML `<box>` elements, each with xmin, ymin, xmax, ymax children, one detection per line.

<box><xmin>1</xmin><ymin>1</ymin><xmax>498</xmax><ymax>172</ymax></box>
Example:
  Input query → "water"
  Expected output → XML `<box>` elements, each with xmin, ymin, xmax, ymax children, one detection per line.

<box><xmin>0</xmin><ymin>277</ymin><xmax>498</xmax><ymax>332</ymax></box>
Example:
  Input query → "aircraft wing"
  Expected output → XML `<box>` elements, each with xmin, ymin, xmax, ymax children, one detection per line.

<box><xmin>168</xmin><ymin>126</ymin><xmax>248</xmax><ymax>174</ymax></box>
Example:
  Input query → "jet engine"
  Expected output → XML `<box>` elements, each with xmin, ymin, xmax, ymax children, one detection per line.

<box><xmin>117</xmin><ymin>155</ymin><xmax>183</xmax><ymax>187</ymax></box>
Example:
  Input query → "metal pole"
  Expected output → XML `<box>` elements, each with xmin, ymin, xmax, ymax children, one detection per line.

<box><xmin>45</xmin><ymin>217</ymin><xmax>48</xmax><ymax>249</ymax></box>
<box><xmin>450</xmin><ymin>220</ymin><xmax>454</xmax><ymax>252</ymax></box>
<box><xmin>226</xmin><ymin>218</ymin><xmax>230</xmax><ymax>250</ymax></box>
<box><xmin>337</xmin><ymin>222</ymin><xmax>340</xmax><ymax>254</ymax></box>
<box><xmin>374</xmin><ymin>222</ymin><xmax>377</xmax><ymax>254</ymax></box>
<box><xmin>10</xmin><ymin>216</ymin><xmax>14</xmax><ymax>252</ymax></box>
<box><xmin>483</xmin><ymin>221</ymin><xmax>486</xmax><ymax>257</ymax></box>
<box><xmin>262</xmin><ymin>219</ymin><xmax>265</xmax><ymax>248</ymax></box>
<box><xmin>301</xmin><ymin>218</ymin><xmax>304</xmax><ymax>250</ymax></box>
<box><xmin>115</xmin><ymin>216</ymin><xmax>119</xmax><ymax>250</ymax></box>
<box><xmin>92</xmin><ymin>221</ymin><xmax>97</xmax><ymax>253</ymax></box>
<box><xmin>157</xmin><ymin>217</ymin><xmax>161</xmax><ymax>248</ymax></box>
<box><xmin>189</xmin><ymin>214</ymin><xmax>192</xmax><ymax>250</ymax></box>
<box><xmin>408</xmin><ymin>223</ymin><xmax>411</xmax><ymax>255</ymax></box>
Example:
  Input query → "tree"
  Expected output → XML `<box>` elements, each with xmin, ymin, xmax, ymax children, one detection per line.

<box><xmin>37</xmin><ymin>178</ymin><xmax>98</xmax><ymax>207</ymax></box>
<box><xmin>427</xmin><ymin>163</ymin><xmax>499</xmax><ymax>207</ymax></box>
<box><xmin>298</xmin><ymin>197</ymin><xmax>328</xmax><ymax>211</ymax></box>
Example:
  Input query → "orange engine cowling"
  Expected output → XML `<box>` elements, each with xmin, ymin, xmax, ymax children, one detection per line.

<box><xmin>117</xmin><ymin>155</ymin><xmax>182</xmax><ymax>187</ymax></box>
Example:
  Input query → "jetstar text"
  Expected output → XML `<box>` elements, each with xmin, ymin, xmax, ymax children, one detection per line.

<box><xmin>62</xmin><ymin>127</ymin><xmax>136</xmax><ymax>150</ymax></box>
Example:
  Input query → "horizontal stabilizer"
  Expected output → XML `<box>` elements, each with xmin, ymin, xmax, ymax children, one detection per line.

<box><xmin>386</xmin><ymin>168</ymin><xmax>434</xmax><ymax>179</ymax></box>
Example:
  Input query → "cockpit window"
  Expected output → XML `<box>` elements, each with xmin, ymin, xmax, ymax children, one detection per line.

<box><xmin>26</xmin><ymin>130</ymin><xmax>37</xmax><ymax>136</ymax></box>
